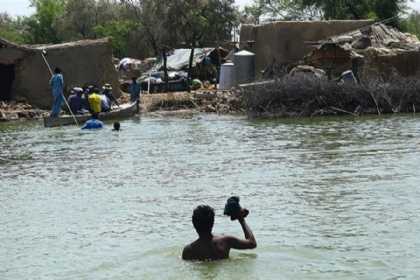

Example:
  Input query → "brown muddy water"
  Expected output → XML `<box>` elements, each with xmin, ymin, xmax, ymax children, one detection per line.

<box><xmin>1</xmin><ymin>114</ymin><xmax>419</xmax><ymax>279</ymax></box>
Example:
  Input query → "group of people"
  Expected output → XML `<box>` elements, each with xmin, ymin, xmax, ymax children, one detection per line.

<box><xmin>49</xmin><ymin>67</ymin><xmax>119</xmax><ymax>117</ymax></box>
<box><xmin>67</xmin><ymin>84</ymin><xmax>118</xmax><ymax>116</ymax></box>
<box><xmin>49</xmin><ymin>67</ymin><xmax>141</xmax><ymax>118</ymax></box>
<box><xmin>48</xmin><ymin>67</ymin><xmax>142</xmax><ymax>131</ymax></box>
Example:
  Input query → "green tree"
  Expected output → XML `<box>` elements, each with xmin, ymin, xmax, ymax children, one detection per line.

<box><xmin>373</xmin><ymin>0</ymin><xmax>407</xmax><ymax>21</ymax></box>
<box><xmin>401</xmin><ymin>11</ymin><xmax>420</xmax><ymax>38</ymax></box>
<box><xmin>167</xmin><ymin>0</ymin><xmax>238</xmax><ymax>89</ymax></box>
<box><xmin>94</xmin><ymin>20</ymin><xmax>139</xmax><ymax>58</ymax></box>
<box><xmin>58</xmin><ymin>0</ymin><xmax>97</xmax><ymax>39</ymax></box>
<box><xmin>301</xmin><ymin>0</ymin><xmax>371</xmax><ymax>19</ymax></box>
<box><xmin>0</xmin><ymin>13</ymin><xmax>27</xmax><ymax>44</ymax></box>
<box><xmin>246</xmin><ymin>0</ymin><xmax>408</xmax><ymax>21</ymax></box>
<box><xmin>25</xmin><ymin>0</ymin><xmax>65</xmax><ymax>43</ymax></box>
<box><xmin>123</xmin><ymin>0</ymin><xmax>180</xmax><ymax>89</ymax></box>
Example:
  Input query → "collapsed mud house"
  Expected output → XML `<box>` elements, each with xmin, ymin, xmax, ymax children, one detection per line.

<box><xmin>0</xmin><ymin>37</ymin><xmax>119</xmax><ymax>109</ymax></box>
<box><xmin>304</xmin><ymin>23</ymin><xmax>420</xmax><ymax>81</ymax></box>
<box><xmin>240</xmin><ymin>20</ymin><xmax>373</xmax><ymax>75</ymax></box>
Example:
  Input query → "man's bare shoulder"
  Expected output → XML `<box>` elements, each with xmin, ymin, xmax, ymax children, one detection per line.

<box><xmin>182</xmin><ymin>244</ymin><xmax>193</xmax><ymax>260</ymax></box>
<box><xmin>182</xmin><ymin>241</ymin><xmax>199</xmax><ymax>260</ymax></box>
<box><xmin>214</xmin><ymin>235</ymin><xmax>235</xmax><ymax>244</ymax></box>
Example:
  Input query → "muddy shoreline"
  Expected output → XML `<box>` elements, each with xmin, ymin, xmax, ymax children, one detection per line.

<box><xmin>3</xmin><ymin>82</ymin><xmax>420</xmax><ymax>123</ymax></box>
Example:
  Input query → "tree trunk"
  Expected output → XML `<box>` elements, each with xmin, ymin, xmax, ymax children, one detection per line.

<box><xmin>187</xmin><ymin>44</ymin><xmax>195</xmax><ymax>93</ymax></box>
<box><xmin>163</xmin><ymin>49</ymin><xmax>169</xmax><ymax>93</ymax></box>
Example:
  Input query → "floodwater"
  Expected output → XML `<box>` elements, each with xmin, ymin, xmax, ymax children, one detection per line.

<box><xmin>1</xmin><ymin>114</ymin><xmax>420</xmax><ymax>280</ymax></box>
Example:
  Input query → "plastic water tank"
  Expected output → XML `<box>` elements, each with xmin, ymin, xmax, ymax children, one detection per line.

<box><xmin>234</xmin><ymin>50</ymin><xmax>256</xmax><ymax>85</ymax></box>
<box><xmin>219</xmin><ymin>62</ymin><xmax>235</xmax><ymax>90</ymax></box>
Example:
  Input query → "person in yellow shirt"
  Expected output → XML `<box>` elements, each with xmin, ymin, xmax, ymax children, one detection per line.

<box><xmin>88</xmin><ymin>88</ymin><xmax>102</xmax><ymax>113</ymax></box>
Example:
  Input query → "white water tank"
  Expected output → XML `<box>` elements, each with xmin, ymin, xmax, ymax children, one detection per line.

<box><xmin>218</xmin><ymin>62</ymin><xmax>235</xmax><ymax>90</ymax></box>
<box><xmin>234</xmin><ymin>50</ymin><xmax>255</xmax><ymax>85</ymax></box>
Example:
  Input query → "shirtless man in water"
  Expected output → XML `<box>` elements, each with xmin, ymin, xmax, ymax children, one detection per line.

<box><xmin>182</xmin><ymin>205</ymin><xmax>257</xmax><ymax>261</ymax></box>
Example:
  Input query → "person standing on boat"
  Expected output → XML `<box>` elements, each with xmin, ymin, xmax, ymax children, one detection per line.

<box><xmin>49</xmin><ymin>67</ymin><xmax>64</xmax><ymax>118</ymax></box>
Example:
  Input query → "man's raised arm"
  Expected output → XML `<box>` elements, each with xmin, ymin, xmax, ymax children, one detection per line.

<box><xmin>226</xmin><ymin>214</ymin><xmax>257</xmax><ymax>250</ymax></box>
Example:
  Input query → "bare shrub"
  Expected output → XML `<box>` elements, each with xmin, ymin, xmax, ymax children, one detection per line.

<box><xmin>242</xmin><ymin>75</ymin><xmax>420</xmax><ymax>118</ymax></box>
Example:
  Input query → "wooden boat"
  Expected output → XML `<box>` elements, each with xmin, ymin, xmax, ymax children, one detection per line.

<box><xmin>44</xmin><ymin>102</ymin><xmax>138</xmax><ymax>127</ymax></box>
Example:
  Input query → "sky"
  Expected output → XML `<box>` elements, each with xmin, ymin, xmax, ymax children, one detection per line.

<box><xmin>1</xmin><ymin>0</ymin><xmax>420</xmax><ymax>17</ymax></box>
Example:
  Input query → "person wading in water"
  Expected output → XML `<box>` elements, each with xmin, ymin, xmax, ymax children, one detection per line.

<box><xmin>182</xmin><ymin>205</ymin><xmax>257</xmax><ymax>261</ymax></box>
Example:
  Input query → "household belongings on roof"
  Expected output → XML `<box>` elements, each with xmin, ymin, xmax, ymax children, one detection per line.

<box><xmin>304</xmin><ymin>23</ymin><xmax>420</xmax><ymax>81</ymax></box>
<box><xmin>118</xmin><ymin>57</ymin><xmax>157</xmax><ymax>79</ymax></box>
<box><xmin>141</xmin><ymin>48</ymin><xmax>228</xmax><ymax>93</ymax></box>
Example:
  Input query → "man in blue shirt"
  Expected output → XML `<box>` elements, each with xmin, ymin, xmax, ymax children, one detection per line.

<box><xmin>81</xmin><ymin>113</ymin><xmax>104</xmax><ymax>130</ymax></box>
<box><xmin>128</xmin><ymin>77</ymin><xmax>141</xmax><ymax>102</ymax></box>
<box><xmin>50</xmin><ymin>67</ymin><xmax>64</xmax><ymax>117</ymax></box>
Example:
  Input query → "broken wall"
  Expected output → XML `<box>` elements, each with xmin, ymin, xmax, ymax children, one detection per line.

<box><xmin>361</xmin><ymin>50</ymin><xmax>420</xmax><ymax>80</ymax></box>
<box><xmin>240</xmin><ymin>20</ymin><xmax>373</xmax><ymax>74</ymax></box>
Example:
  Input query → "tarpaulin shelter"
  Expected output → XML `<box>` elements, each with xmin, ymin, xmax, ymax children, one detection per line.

<box><xmin>154</xmin><ymin>48</ymin><xmax>228</xmax><ymax>71</ymax></box>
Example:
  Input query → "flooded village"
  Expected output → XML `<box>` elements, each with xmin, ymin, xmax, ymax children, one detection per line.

<box><xmin>2</xmin><ymin>15</ymin><xmax>420</xmax><ymax>122</ymax></box>
<box><xmin>2</xmin><ymin>1</ymin><xmax>420</xmax><ymax>279</ymax></box>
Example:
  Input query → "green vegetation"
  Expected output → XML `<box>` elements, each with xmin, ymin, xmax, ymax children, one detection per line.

<box><xmin>243</xmin><ymin>0</ymin><xmax>408</xmax><ymax>22</ymax></box>
<box><xmin>0</xmin><ymin>13</ymin><xmax>27</xmax><ymax>44</ymax></box>
<box><xmin>0</xmin><ymin>0</ymin><xmax>238</xmax><ymax>59</ymax></box>
<box><xmin>25</xmin><ymin>0</ymin><xmax>65</xmax><ymax>43</ymax></box>
<box><xmin>401</xmin><ymin>11</ymin><xmax>420</xmax><ymax>39</ymax></box>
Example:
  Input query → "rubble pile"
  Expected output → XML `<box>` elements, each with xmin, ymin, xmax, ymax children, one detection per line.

<box><xmin>0</xmin><ymin>101</ymin><xmax>47</xmax><ymax>121</ymax></box>
<box><xmin>304</xmin><ymin>23</ymin><xmax>420</xmax><ymax>80</ymax></box>
<box><xmin>193</xmin><ymin>90</ymin><xmax>243</xmax><ymax>114</ymax></box>
<box><xmin>140</xmin><ymin>90</ymin><xmax>243</xmax><ymax>115</ymax></box>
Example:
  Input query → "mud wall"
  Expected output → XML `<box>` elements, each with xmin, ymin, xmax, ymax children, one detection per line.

<box><xmin>0</xmin><ymin>41</ymin><xmax>28</xmax><ymax>101</ymax></box>
<box><xmin>0</xmin><ymin>48</ymin><xmax>25</xmax><ymax>65</ymax></box>
<box><xmin>361</xmin><ymin>51</ymin><xmax>420</xmax><ymax>80</ymax></box>
<box><xmin>14</xmin><ymin>38</ymin><xmax>120</xmax><ymax>109</ymax></box>
<box><xmin>240</xmin><ymin>20</ymin><xmax>373</xmax><ymax>74</ymax></box>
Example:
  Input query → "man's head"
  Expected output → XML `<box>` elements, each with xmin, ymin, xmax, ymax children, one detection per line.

<box><xmin>113</xmin><ymin>122</ymin><xmax>120</xmax><ymax>131</ymax></box>
<box><xmin>73</xmin><ymin>87</ymin><xmax>83</xmax><ymax>97</ymax></box>
<box><xmin>192</xmin><ymin>205</ymin><xmax>215</xmax><ymax>236</ymax></box>
<box><xmin>54</xmin><ymin>67</ymin><xmax>62</xmax><ymax>74</ymax></box>
<box><xmin>103</xmin><ymin>83</ymin><xmax>112</xmax><ymax>93</ymax></box>
<box><xmin>132</xmin><ymin>77</ymin><xmax>138</xmax><ymax>83</ymax></box>
<box><xmin>91</xmin><ymin>112</ymin><xmax>99</xmax><ymax>119</ymax></box>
